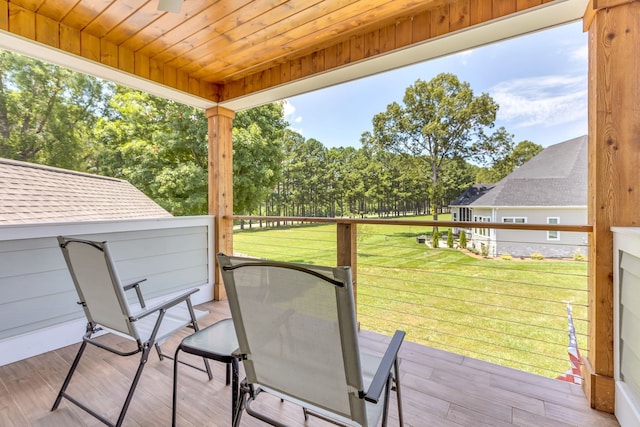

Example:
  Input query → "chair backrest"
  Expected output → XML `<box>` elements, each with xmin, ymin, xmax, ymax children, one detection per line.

<box><xmin>58</xmin><ymin>237</ymin><xmax>138</xmax><ymax>339</ymax></box>
<box><xmin>218</xmin><ymin>254</ymin><xmax>368</xmax><ymax>425</ymax></box>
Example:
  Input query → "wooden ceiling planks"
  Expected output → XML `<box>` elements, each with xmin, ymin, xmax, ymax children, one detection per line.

<box><xmin>2</xmin><ymin>0</ymin><xmax>558</xmax><ymax>105</ymax></box>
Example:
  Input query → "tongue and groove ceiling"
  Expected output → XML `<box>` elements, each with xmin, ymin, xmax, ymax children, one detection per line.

<box><xmin>0</xmin><ymin>0</ymin><xmax>588</xmax><ymax>110</ymax></box>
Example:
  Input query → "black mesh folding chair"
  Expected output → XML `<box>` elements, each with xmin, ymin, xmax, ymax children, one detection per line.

<box><xmin>218</xmin><ymin>253</ymin><xmax>405</xmax><ymax>427</ymax></box>
<box><xmin>51</xmin><ymin>236</ymin><xmax>212</xmax><ymax>427</ymax></box>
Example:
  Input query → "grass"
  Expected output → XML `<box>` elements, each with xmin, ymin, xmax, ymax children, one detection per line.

<box><xmin>233</xmin><ymin>215</ymin><xmax>588</xmax><ymax>379</ymax></box>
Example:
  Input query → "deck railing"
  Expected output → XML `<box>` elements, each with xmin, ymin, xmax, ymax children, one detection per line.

<box><xmin>232</xmin><ymin>215</ymin><xmax>592</xmax><ymax>380</ymax></box>
<box><xmin>0</xmin><ymin>216</ymin><xmax>215</xmax><ymax>366</ymax></box>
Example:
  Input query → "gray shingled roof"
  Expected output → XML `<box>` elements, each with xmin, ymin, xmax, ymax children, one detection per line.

<box><xmin>0</xmin><ymin>158</ymin><xmax>172</xmax><ymax>225</ymax></box>
<box><xmin>470</xmin><ymin>135</ymin><xmax>587</xmax><ymax>207</ymax></box>
<box><xmin>450</xmin><ymin>184</ymin><xmax>496</xmax><ymax>207</ymax></box>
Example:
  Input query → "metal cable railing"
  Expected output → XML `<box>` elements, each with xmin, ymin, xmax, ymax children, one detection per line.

<box><xmin>232</xmin><ymin>217</ymin><xmax>589</xmax><ymax>379</ymax></box>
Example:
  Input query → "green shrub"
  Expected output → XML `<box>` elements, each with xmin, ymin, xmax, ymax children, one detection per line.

<box><xmin>572</xmin><ymin>250</ymin><xmax>586</xmax><ymax>261</ymax></box>
<box><xmin>481</xmin><ymin>243</ymin><xmax>490</xmax><ymax>257</ymax></box>
<box><xmin>500</xmin><ymin>253</ymin><xmax>512</xmax><ymax>261</ymax></box>
<box><xmin>459</xmin><ymin>230</ymin><xmax>467</xmax><ymax>249</ymax></box>
<box><xmin>531</xmin><ymin>252</ymin><xmax>545</xmax><ymax>260</ymax></box>
<box><xmin>447</xmin><ymin>229</ymin><xmax>454</xmax><ymax>248</ymax></box>
<box><xmin>432</xmin><ymin>230</ymin><xmax>440</xmax><ymax>248</ymax></box>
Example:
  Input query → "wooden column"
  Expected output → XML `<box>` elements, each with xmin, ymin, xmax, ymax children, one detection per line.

<box><xmin>206</xmin><ymin>106</ymin><xmax>235</xmax><ymax>300</ymax></box>
<box><xmin>585</xmin><ymin>0</ymin><xmax>640</xmax><ymax>413</ymax></box>
<box><xmin>337</xmin><ymin>222</ymin><xmax>357</xmax><ymax>306</ymax></box>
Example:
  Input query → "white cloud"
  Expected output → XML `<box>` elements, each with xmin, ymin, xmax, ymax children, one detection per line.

<box><xmin>491</xmin><ymin>75</ymin><xmax>586</xmax><ymax>128</ymax></box>
<box><xmin>283</xmin><ymin>99</ymin><xmax>296</xmax><ymax>117</ymax></box>
<box><xmin>570</xmin><ymin>44</ymin><xmax>588</xmax><ymax>62</ymax></box>
<box><xmin>283</xmin><ymin>99</ymin><xmax>303</xmax><ymax>128</ymax></box>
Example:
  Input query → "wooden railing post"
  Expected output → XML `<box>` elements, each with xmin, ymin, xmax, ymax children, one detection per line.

<box><xmin>206</xmin><ymin>106</ymin><xmax>235</xmax><ymax>301</ymax></box>
<box><xmin>337</xmin><ymin>222</ymin><xmax>357</xmax><ymax>306</ymax></box>
<box><xmin>584</xmin><ymin>0</ymin><xmax>640</xmax><ymax>413</ymax></box>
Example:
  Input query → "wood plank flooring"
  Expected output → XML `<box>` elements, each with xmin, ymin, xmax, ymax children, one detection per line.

<box><xmin>0</xmin><ymin>301</ymin><xmax>619</xmax><ymax>426</ymax></box>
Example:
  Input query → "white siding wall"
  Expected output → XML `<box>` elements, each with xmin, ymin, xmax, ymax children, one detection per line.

<box><xmin>493</xmin><ymin>207</ymin><xmax>587</xmax><ymax>258</ymax></box>
<box><xmin>0</xmin><ymin>216</ymin><xmax>214</xmax><ymax>366</ymax></box>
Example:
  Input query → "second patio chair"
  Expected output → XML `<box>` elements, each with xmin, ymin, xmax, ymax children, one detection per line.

<box><xmin>52</xmin><ymin>236</ymin><xmax>212</xmax><ymax>427</ymax></box>
<box><xmin>218</xmin><ymin>253</ymin><xmax>405</xmax><ymax>427</ymax></box>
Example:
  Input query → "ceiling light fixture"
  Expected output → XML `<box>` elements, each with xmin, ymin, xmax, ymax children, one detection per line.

<box><xmin>157</xmin><ymin>0</ymin><xmax>183</xmax><ymax>13</ymax></box>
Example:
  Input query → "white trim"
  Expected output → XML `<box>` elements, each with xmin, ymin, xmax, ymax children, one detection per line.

<box><xmin>0</xmin><ymin>215</ymin><xmax>213</xmax><ymax>241</ymax></box>
<box><xmin>219</xmin><ymin>1</ymin><xmax>588</xmax><ymax>110</ymax></box>
<box><xmin>0</xmin><ymin>0</ymin><xmax>587</xmax><ymax>112</ymax></box>
<box><xmin>502</xmin><ymin>216</ymin><xmax>527</xmax><ymax>224</ymax></box>
<box><xmin>0</xmin><ymin>31</ymin><xmax>217</xmax><ymax>110</ymax></box>
<box><xmin>0</xmin><ymin>318</ymin><xmax>88</xmax><ymax>366</ymax></box>
<box><xmin>612</xmin><ymin>227</ymin><xmax>640</xmax><ymax>426</ymax></box>
<box><xmin>471</xmin><ymin>205</ymin><xmax>587</xmax><ymax>209</ymax></box>
<box><xmin>547</xmin><ymin>217</ymin><xmax>560</xmax><ymax>240</ymax></box>
<box><xmin>0</xmin><ymin>216</ymin><xmax>216</xmax><ymax>365</ymax></box>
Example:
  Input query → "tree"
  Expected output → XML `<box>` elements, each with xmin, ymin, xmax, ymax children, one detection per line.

<box><xmin>476</xmin><ymin>136</ymin><xmax>543</xmax><ymax>183</ymax></box>
<box><xmin>0</xmin><ymin>50</ymin><xmax>110</xmax><ymax>170</ymax></box>
<box><xmin>365</xmin><ymin>73</ymin><xmax>499</xmax><ymax>234</ymax></box>
<box><xmin>94</xmin><ymin>89</ymin><xmax>209</xmax><ymax>215</ymax></box>
<box><xmin>233</xmin><ymin>123</ymin><xmax>283</xmax><ymax>214</ymax></box>
<box><xmin>233</xmin><ymin>104</ymin><xmax>287</xmax><ymax>215</ymax></box>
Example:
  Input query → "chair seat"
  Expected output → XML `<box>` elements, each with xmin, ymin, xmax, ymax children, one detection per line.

<box><xmin>133</xmin><ymin>305</ymin><xmax>209</xmax><ymax>344</ymax></box>
<box><xmin>179</xmin><ymin>318</ymin><xmax>239</xmax><ymax>361</ymax></box>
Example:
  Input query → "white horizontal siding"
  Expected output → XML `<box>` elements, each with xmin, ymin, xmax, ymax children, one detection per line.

<box><xmin>0</xmin><ymin>216</ymin><xmax>214</xmax><ymax>366</ymax></box>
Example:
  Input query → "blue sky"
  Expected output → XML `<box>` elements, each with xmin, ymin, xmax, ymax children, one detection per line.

<box><xmin>283</xmin><ymin>21</ymin><xmax>587</xmax><ymax>149</ymax></box>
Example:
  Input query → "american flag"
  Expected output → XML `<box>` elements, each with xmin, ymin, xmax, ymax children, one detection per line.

<box><xmin>557</xmin><ymin>304</ymin><xmax>582</xmax><ymax>385</ymax></box>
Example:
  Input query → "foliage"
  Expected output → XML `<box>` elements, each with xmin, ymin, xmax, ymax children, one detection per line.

<box><xmin>476</xmin><ymin>137</ymin><xmax>543</xmax><ymax>183</ymax></box>
<box><xmin>93</xmin><ymin>89</ymin><xmax>209</xmax><ymax>215</ymax></box>
<box><xmin>1</xmin><ymin>52</ymin><xmax>539</xmax><ymax>221</ymax></box>
<box><xmin>233</xmin><ymin>122</ymin><xmax>283</xmax><ymax>214</ymax></box>
<box><xmin>363</xmin><ymin>73</ymin><xmax>500</xmax><ymax>239</ymax></box>
<box><xmin>501</xmin><ymin>253</ymin><xmax>513</xmax><ymax>261</ymax></box>
<box><xmin>0</xmin><ymin>50</ymin><xmax>111</xmax><ymax>170</ymax></box>
<box><xmin>94</xmin><ymin>90</ymin><xmax>286</xmax><ymax>215</ymax></box>
<box><xmin>572</xmin><ymin>250</ymin><xmax>586</xmax><ymax>261</ymax></box>
<box><xmin>481</xmin><ymin>243</ymin><xmax>490</xmax><ymax>257</ymax></box>
<box><xmin>459</xmin><ymin>230</ymin><xmax>467</xmax><ymax>249</ymax></box>
<box><xmin>446</xmin><ymin>229</ymin><xmax>454</xmax><ymax>248</ymax></box>
<box><xmin>432</xmin><ymin>229</ymin><xmax>440</xmax><ymax>248</ymax></box>
<box><xmin>531</xmin><ymin>252</ymin><xmax>545</xmax><ymax>260</ymax></box>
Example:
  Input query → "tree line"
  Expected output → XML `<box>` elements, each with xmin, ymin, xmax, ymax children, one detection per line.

<box><xmin>0</xmin><ymin>50</ymin><xmax>542</xmax><ymax>219</ymax></box>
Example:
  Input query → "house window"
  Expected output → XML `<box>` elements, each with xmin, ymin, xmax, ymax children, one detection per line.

<box><xmin>474</xmin><ymin>216</ymin><xmax>491</xmax><ymax>237</ymax></box>
<box><xmin>548</xmin><ymin>217</ymin><xmax>560</xmax><ymax>240</ymax></box>
<box><xmin>502</xmin><ymin>217</ymin><xmax>526</xmax><ymax>224</ymax></box>
<box><xmin>452</xmin><ymin>212</ymin><xmax>458</xmax><ymax>221</ymax></box>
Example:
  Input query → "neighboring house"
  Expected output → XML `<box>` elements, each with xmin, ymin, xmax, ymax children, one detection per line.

<box><xmin>450</xmin><ymin>184</ymin><xmax>495</xmax><ymax>234</ymax></box>
<box><xmin>466</xmin><ymin>135</ymin><xmax>588</xmax><ymax>258</ymax></box>
<box><xmin>0</xmin><ymin>158</ymin><xmax>171</xmax><ymax>224</ymax></box>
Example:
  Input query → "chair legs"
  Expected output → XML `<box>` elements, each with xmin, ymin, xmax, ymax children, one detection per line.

<box><xmin>51</xmin><ymin>340</ymin><xmax>88</xmax><ymax>412</ymax></box>
<box><xmin>52</xmin><ymin>339</ymin><xmax>153</xmax><ymax>427</ymax></box>
<box><xmin>394</xmin><ymin>358</ymin><xmax>404</xmax><ymax>427</ymax></box>
<box><xmin>172</xmin><ymin>346</ymin><xmax>238</xmax><ymax>427</ymax></box>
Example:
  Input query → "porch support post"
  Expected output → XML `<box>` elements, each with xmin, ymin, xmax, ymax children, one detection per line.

<box><xmin>337</xmin><ymin>222</ymin><xmax>357</xmax><ymax>307</ymax></box>
<box><xmin>206</xmin><ymin>106</ymin><xmax>235</xmax><ymax>301</ymax></box>
<box><xmin>584</xmin><ymin>0</ymin><xmax>640</xmax><ymax>412</ymax></box>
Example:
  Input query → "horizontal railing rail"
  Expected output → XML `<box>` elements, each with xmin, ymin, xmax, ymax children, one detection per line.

<box><xmin>232</xmin><ymin>215</ymin><xmax>593</xmax><ymax>232</ymax></box>
<box><xmin>232</xmin><ymin>215</ymin><xmax>590</xmax><ymax>380</ymax></box>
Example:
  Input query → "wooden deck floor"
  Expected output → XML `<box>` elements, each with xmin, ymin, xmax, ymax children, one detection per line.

<box><xmin>0</xmin><ymin>300</ymin><xmax>619</xmax><ymax>427</ymax></box>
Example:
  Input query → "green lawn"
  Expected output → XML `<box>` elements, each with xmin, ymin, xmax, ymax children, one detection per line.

<box><xmin>233</xmin><ymin>216</ymin><xmax>588</xmax><ymax>378</ymax></box>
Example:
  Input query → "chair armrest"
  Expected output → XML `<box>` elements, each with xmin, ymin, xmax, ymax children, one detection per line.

<box><xmin>364</xmin><ymin>330</ymin><xmax>405</xmax><ymax>404</ymax></box>
<box><xmin>123</xmin><ymin>278</ymin><xmax>148</xmax><ymax>308</ymax></box>
<box><xmin>130</xmin><ymin>288</ymin><xmax>199</xmax><ymax>321</ymax></box>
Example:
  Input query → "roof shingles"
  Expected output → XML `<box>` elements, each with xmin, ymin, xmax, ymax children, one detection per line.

<box><xmin>0</xmin><ymin>158</ymin><xmax>172</xmax><ymax>225</ymax></box>
<box><xmin>470</xmin><ymin>135</ymin><xmax>587</xmax><ymax>207</ymax></box>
